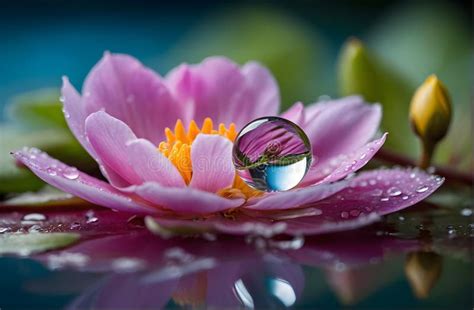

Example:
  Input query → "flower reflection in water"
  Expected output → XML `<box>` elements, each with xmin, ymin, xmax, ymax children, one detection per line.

<box><xmin>0</xmin><ymin>206</ymin><xmax>471</xmax><ymax>308</ymax></box>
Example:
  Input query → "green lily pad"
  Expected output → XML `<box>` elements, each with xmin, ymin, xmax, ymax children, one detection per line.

<box><xmin>0</xmin><ymin>126</ymin><xmax>95</xmax><ymax>194</ymax></box>
<box><xmin>1</xmin><ymin>186</ymin><xmax>86</xmax><ymax>208</ymax></box>
<box><xmin>6</xmin><ymin>88</ymin><xmax>68</xmax><ymax>129</ymax></box>
<box><xmin>0</xmin><ymin>232</ymin><xmax>80</xmax><ymax>255</ymax></box>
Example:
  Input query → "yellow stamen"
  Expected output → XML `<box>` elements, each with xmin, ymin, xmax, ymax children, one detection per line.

<box><xmin>158</xmin><ymin>118</ymin><xmax>261</xmax><ymax>200</ymax></box>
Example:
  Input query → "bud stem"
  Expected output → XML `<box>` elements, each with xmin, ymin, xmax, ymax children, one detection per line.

<box><xmin>419</xmin><ymin>141</ymin><xmax>435</xmax><ymax>170</ymax></box>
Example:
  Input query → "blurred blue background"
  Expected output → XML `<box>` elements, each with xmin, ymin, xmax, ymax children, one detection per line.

<box><xmin>1</xmin><ymin>0</ymin><xmax>470</xmax><ymax>117</ymax></box>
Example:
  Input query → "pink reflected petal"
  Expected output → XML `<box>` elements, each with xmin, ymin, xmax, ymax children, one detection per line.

<box><xmin>82</xmin><ymin>53</ymin><xmax>181</xmax><ymax>145</ymax></box>
<box><xmin>85</xmin><ymin>111</ymin><xmax>142</xmax><ymax>186</ymax></box>
<box><xmin>301</xmin><ymin>133</ymin><xmax>387</xmax><ymax>186</ymax></box>
<box><xmin>11</xmin><ymin>148</ymin><xmax>155</xmax><ymax>214</ymax></box>
<box><xmin>304</xmin><ymin>97</ymin><xmax>381</xmax><ymax>167</ymax></box>
<box><xmin>190</xmin><ymin>134</ymin><xmax>235</xmax><ymax>193</ymax></box>
<box><xmin>148</xmin><ymin>212</ymin><xmax>380</xmax><ymax>237</ymax></box>
<box><xmin>166</xmin><ymin>57</ymin><xmax>279</xmax><ymax>129</ymax></box>
<box><xmin>135</xmin><ymin>182</ymin><xmax>244</xmax><ymax>215</ymax></box>
<box><xmin>126</xmin><ymin>139</ymin><xmax>185</xmax><ymax>188</ymax></box>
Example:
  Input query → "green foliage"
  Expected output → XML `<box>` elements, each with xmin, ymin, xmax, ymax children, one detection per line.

<box><xmin>337</xmin><ymin>39</ymin><xmax>416</xmax><ymax>152</ymax></box>
<box><xmin>162</xmin><ymin>6</ymin><xmax>330</xmax><ymax>110</ymax></box>
<box><xmin>6</xmin><ymin>89</ymin><xmax>68</xmax><ymax>129</ymax></box>
<box><xmin>338</xmin><ymin>3</ymin><xmax>472</xmax><ymax>168</ymax></box>
<box><xmin>0</xmin><ymin>126</ymin><xmax>93</xmax><ymax>194</ymax></box>
<box><xmin>0</xmin><ymin>232</ymin><xmax>80</xmax><ymax>255</ymax></box>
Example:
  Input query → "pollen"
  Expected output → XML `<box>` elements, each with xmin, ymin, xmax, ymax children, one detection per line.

<box><xmin>158</xmin><ymin>118</ymin><xmax>262</xmax><ymax>199</ymax></box>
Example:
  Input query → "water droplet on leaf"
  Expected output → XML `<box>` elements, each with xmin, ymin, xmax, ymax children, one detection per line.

<box><xmin>233</xmin><ymin>117</ymin><xmax>312</xmax><ymax>191</ymax></box>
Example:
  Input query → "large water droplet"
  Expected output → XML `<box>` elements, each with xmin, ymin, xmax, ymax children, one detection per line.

<box><xmin>232</xmin><ymin>117</ymin><xmax>312</xmax><ymax>191</ymax></box>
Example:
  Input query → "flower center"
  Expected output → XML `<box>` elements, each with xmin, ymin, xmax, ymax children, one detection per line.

<box><xmin>158</xmin><ymin>118</ymin><xmax>262</xmax><ymax>199</ymax></box>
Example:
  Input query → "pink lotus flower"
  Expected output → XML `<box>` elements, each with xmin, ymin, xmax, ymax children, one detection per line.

<box><xmin>12</xmin><ymin>53</ymin><xmax>443</xmax><ymax>236</ymax></box>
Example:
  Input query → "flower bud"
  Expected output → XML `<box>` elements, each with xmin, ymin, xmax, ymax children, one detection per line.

<box><xmin>337</xmin><ymin>38</ymin><xmax>379</xmax><ymax>102</ymax></box>
<box><xmin>409</xmin><ymin>75</ymin><xmax>451</xmax><ymax>168</ymax></box>
<box><xmin>405</xmin><ymin>251</ymin><xmax>442</xmax><ymax>299</ymax></box>
<box><xmin>410</xmin><ymin>75</ymin><xmax>451</xmax><ymax>143</ymax></box>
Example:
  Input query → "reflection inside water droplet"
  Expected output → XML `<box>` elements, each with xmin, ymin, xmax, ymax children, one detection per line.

<box><xmin>232</xmin><ymin>117</ymin><xmax>312</xmax><ymax>192</ymax></box>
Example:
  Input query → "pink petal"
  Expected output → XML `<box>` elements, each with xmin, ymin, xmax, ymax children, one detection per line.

<box><xmin>190</xmin><ymin>134</ymin><xmax>235</xmax><ymax>192</ymax></box>
<box><xmin>85</xmin><ymin>111</ymin><xmax>142</xmax><ymax>186</ymax></box>
<box><xmin>280</xmin><ymin>102</ymin><xmax>305</xmax><ymax>126</ymax></box>
<box><xmin>135</xmin><ymin>182</ymin><xmax>244</xmax><ymax>215</ymax></box>
<box><xmin>61</xmin><ymin>77</ymin><xmax>95</xmax><ymax>158</ymax></box>
<box><xmin>126</xmin><ymin>139</ymin><xmax>185</xmax><ymax>188</ymax></box>
<box><xmin>244</xmin><ymin>181</ymin><xmax>348</xmax><ymax>211</ymax></box>
<box><xmin>82</xmin><ymin>52</ymin><xmax>181</xmax><ymax>145</ymax></box>
<box><xmin>303</xmin><ymin>95</ymin><xmax>363</xmax><ymax>122</ymax></box>
<box><xmin>301</xmin><ymin>133</ymin><xmax>387</xmax><ymax>186</ymax></box>
<box><xmin>165</xmin><ymin>57</ymin><xmax>279</xmax><ymax>129</ymax></box>
<box><xmin>334</xmin><ymin>167</ymin><xmax>444</xmax><ymax>216</ymax></box>
<box><xmin>148</xmin><ymin>168</ymin><xmax>442</xmax><ymax>236</ymax></box>
<box><xmin>62</xmin><ymin>79</ymin><xmax>131</xmax><ymax>188</ymax></box>
<box><xmin>240</xmin><ymin>61</ymin><xmax>280</xmax><ymax>122</ymax></box>
<box><xmin>303</xmin><ymin>97</ymin><xmax>381</xmax><ymax>167</ymax></box>
<box><xmin>11</xmin><ymin>148</ymin><xmax>155</xmax><ymax>214</ymax></box>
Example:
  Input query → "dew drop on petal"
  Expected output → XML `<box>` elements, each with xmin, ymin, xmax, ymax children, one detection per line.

<box><xmin>415</xmin><ymin>185</ymin><xmax>429</xmax><ymax>193</ymax></box>
<box><xmin>63</xmin><ymin>167</ymin><xmax>79</xmax><ymax>180</ymax></box>
<box><xmin>85</xmin><ymin>210</ymin><xmax>98</xmax><ymax>224</ymax></box>
<box><xmin>387</xmin><ymin>187</ymin><xmax>402</xmax><ymax>196</ymax></box>
<box><xmin>340</xmin><ymin>211</ymin><xmax>349</xmax><ymax>219</ymax></box>
<box><xmin>349</xmin><ymin>209</ymin><xmax>360</xmax><ymax>217</ymax></box>
<box><xmin>370</xmin><ymin>189</ymin><xmax>383</xmax><ymax>197</ymax></box>
<box><xmin>46</xmin><ymin>168</ymin><xmax>57</xmax><ymax>176</ymax></box>
<box><xmin>232</xmin><ymin>117</ymin><xmax>312</xmax><ymax>192</ymax></box>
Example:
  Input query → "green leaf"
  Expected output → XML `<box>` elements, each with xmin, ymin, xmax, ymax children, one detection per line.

<box><xmin>161</xmin><ymin>7</ymin><xmax>330</xmax><ymax>109</ymax></box>
<box><xmin>0</xmin><ymin>232</ymin><xmax>80</xmax><ymax>255</ymax></box>
<box><xmin>6</xmin><ymin>88</ymin><xmax>68</xmax><ymax>129</ymax></box>
<box><xmin>337</xmin><ymin>39</ymin><xmax>417</xmax><ymax>153</ymax></box>
<box><xmin>2</xmin><ymin>186</ymin><xmax>86</xmax><ymax>208</ymax></box>
<box><xmin>0</xmin><ymin>126</ymin><xmax>95</xmax><ymax>194</ymax></box>
<box><xmin>367</xmin><ymin>2</ymin><xmax>472</xmax><ymax>168</ymax></box>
